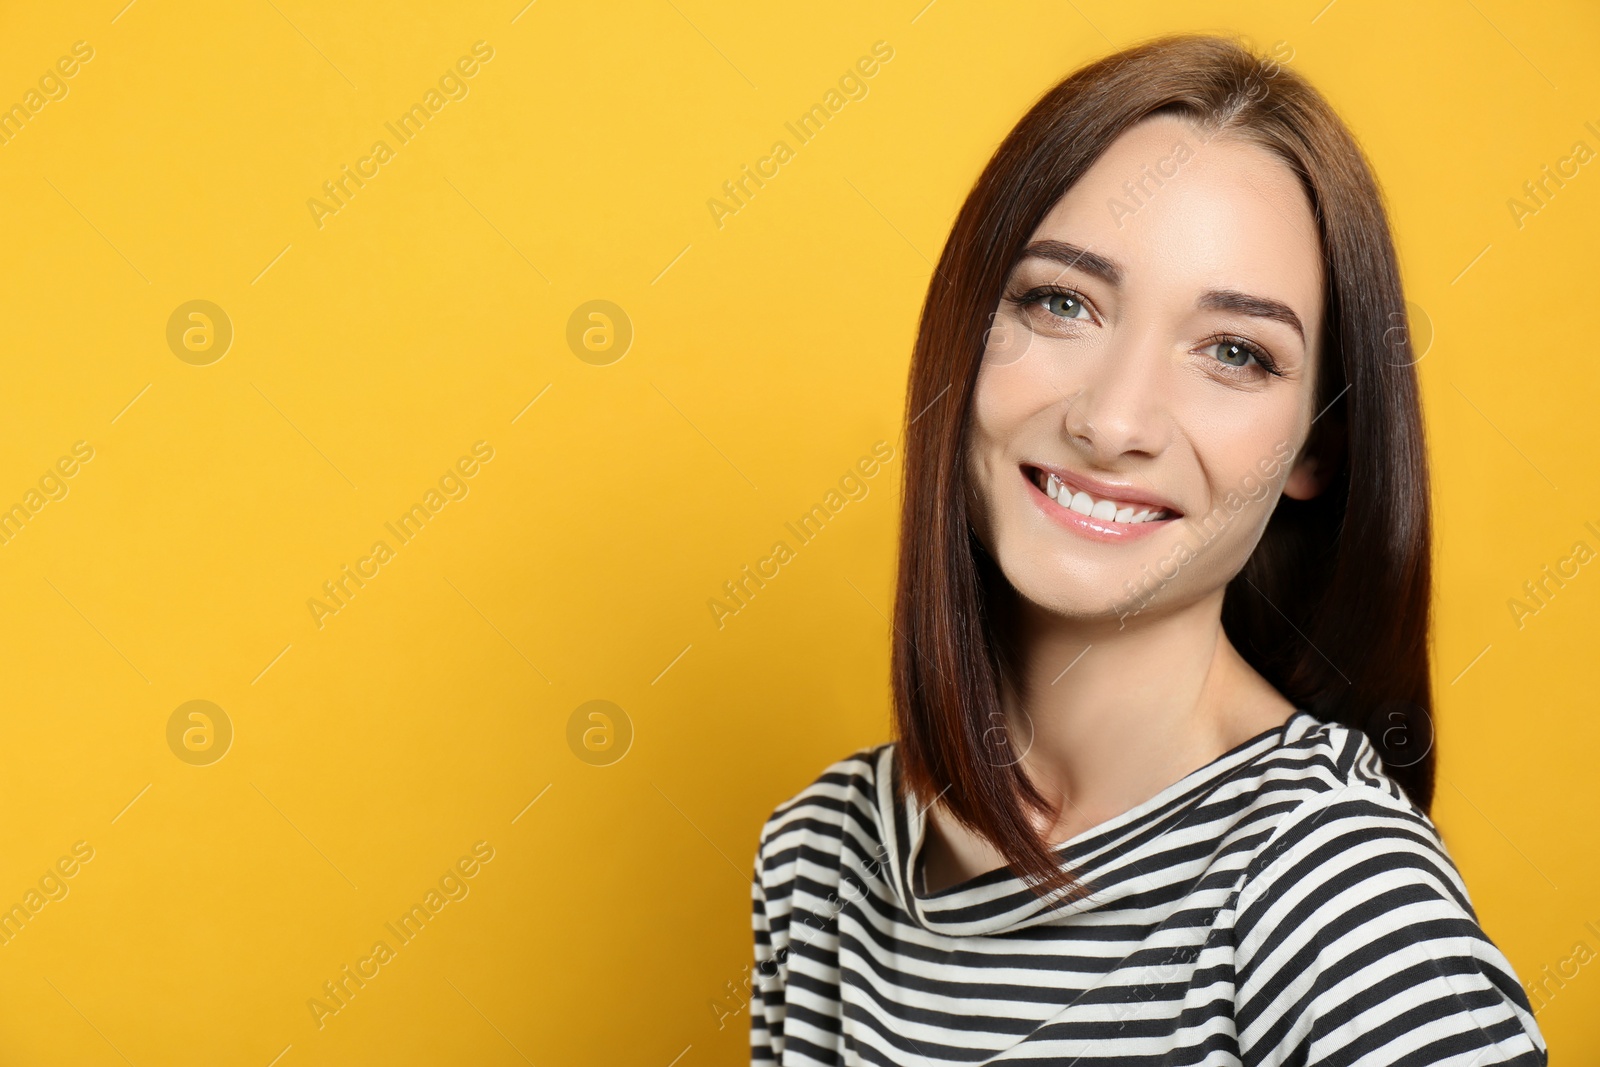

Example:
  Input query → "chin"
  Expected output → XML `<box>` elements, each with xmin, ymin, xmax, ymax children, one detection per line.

<box><xmin>990</xmin><ymin>540</ymin><xmax>1138</xmax><ymax>621</ymax></box>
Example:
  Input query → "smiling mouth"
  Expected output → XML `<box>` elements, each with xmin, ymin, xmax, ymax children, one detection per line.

<box><xmin>1023</xmin><ymin>465</ymin><xmax>1180</xmax><ymax>525</ymax></box>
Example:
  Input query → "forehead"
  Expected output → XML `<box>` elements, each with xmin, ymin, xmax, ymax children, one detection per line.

<box><xmin>1026</xmin><ymin>115</ymin><xmax>1324</xmax><ymax>339</ymax></box>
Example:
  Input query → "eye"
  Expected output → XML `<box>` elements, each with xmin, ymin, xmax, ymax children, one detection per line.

<box><xmin>1040</xmin><ymin>290</ymin><xmax>1090</xmax><ymax>320</ymax></box>
<box><xmin>1012</xmin><ymin>285</ymin><xmax>1093</xmax><ymax>323</ymax></box>
<box><xmin>1199</xmin><ymin>334</ymin><xmax>1282</xmax><ymax>378</ymax></box>
<box><xmin>1210</xmin><ymin>338</ymin><xmax>1258</xmax><ymax>368</ymax></box>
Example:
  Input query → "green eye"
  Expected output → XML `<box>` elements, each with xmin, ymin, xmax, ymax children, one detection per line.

<box><xmin>1201</xmin><ymin>335</ymin><xmax>1282</xmax><ymax>378</ymax></box>
<box><xmin>1005</xmin><ymin>283</ymin><xmax>1094</xmax><ymax>325</ymax></box>
<box><xmin>1214</xmin><ymin>339</ymin><xmax>1256</xmax><ymax>366</ymax></box>
<box><xmin>1042</xmin><ymin>291</ymin><xmax>1088</xmax><ymax>319</ymax></box>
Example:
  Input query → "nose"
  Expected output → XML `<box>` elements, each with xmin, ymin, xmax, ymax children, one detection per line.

<box><xmin>1059</xmin><ymin>329</ymin><xmax>1173</xmax><ymax>461</ymax></box>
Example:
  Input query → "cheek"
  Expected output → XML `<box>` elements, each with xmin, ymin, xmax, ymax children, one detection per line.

<box><xmin>967</xmin><ymin>372</ymin><xmax>1027</xmax><ymax>496</ymax></box>
<box><xmin>962</xmin><ymin>411</ymin><xmax>999</xmax><ymax>529</ymax></box>
<box><xmin>970</xmin><ymin>350</ymin><xmax>1058</xmax><ymax>444</ymax></box>
<box><xmin>980</xmin><ymin>308</ymin><xmax>1038</xmax><ymax>369</ymax></box>
<box><xmin>1200</xmin><ymin>425</ymin><xmax>1292</xmax><ymax>489</ymax></box>
<box><xmin>1178</xmin><ymin>379</ymin><xmax>1305</xmax><ymax>485</ymax></box>
<box><xmin>1187</xmin><ymin>413</ymin><xmax>1302</xmax><ymax>540</ymax></box>
<box><xmin>965</xmin><ymin>374</ymin><xmax>1025</xmax><ymax>535</ymax></box>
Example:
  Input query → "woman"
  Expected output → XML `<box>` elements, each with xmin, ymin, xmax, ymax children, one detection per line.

<box><xmin>749</xmin><ymin>32</ymin><xmax>1548</xmax><ymax>1066</ymax></box>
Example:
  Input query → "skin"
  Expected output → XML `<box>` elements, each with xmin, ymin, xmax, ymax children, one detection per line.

<box><xmin>920</xmin><ymin>114</ymin><xmax>1335</xmax><ymax>895</ymax></box>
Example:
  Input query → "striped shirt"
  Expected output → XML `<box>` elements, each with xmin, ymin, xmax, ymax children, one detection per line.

<box><xmin>750</xmin><ymin>708</ymin><xmax>1548</xmax><ymax>1064</ymax></box>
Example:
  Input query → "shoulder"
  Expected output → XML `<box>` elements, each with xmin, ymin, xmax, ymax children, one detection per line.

<box><xmin>1251</xmin><ymin>707</ymin><xmax>1419</xmax><ymax>807</ymax></box>
<box><xmin>1235</xmin><ymin>710</ymin><xmax>1465</xmax><ymax>908</ymax></box>
<box><xmin>1232</xmin><ymin>714</ymin><xmax>1548</xmax><ymax>1062</ymax></box>
<box><xmin>1237</xmin><ymin>711</ymin><xmax>1474</xmax><ymax>942</ymax></box>
<box><xmin>753</xmin><ymin>740</ymin><xmax>892</xmax><ymax>881</ymax></box>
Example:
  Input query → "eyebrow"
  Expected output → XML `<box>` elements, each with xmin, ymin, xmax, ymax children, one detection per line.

<box><xmin>1018</xmin><ymin>240</ymin><xmax>1307</xmax><ymax>344</ymax></box>
<box><xmin>1021</xmin><ymin>240</ymin><xmax>1123</xmax><ymax>286</ymax></box>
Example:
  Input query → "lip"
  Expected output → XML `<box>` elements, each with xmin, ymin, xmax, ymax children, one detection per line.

<box><xmin>1025</xmin><ymin>462</ymin><xmax>1184</xmax><ymax>516</ymax></box>
<box><xmin>1020</xmin><ymin>465</ymin><xmax>1182</xmax><ymax>543</ymax></box>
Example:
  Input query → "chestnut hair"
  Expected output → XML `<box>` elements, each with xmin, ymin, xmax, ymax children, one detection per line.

<box><xmin>891</xmin><ymin>33</ymin><xmax>1434</xmax><ymax>903</ymax></box>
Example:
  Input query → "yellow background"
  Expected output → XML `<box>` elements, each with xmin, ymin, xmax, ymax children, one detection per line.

<box><xmin>0</xmin><ymin>0</ymin><xmax>1594</xmax><ymax>1062</ymax></box>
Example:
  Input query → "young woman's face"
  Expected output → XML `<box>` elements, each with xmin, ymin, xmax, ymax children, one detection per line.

<box><xmin>966</xmin><ymin>114</ymin><xmax>1327</xmax><ymax>624</ymax></box>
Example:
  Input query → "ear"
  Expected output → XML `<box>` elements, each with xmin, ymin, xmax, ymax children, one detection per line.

<box><xmin>1282</xmin><ymin>451</ymin><xmax>1326</xmax><ymax>501</ymax></box>
<box><xmin>1282</xmin><ymin>417</ymin><xmax>1344</xmax><ymax>502</ymax></box>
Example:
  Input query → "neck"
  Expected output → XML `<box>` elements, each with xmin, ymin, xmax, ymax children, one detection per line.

<box><xmin>995</xmin><ymin>586</ymin><xmax>1290</xmax><ymax>843</ymax></box>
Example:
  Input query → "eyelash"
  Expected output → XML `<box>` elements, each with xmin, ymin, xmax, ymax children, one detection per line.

<box><xmin>1006</xmin><ymin>284</ymin><xmax>1285</xmax><ymax>380</ymax></box>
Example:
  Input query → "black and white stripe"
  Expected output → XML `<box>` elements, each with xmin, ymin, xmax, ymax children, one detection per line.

<box><xmin>750</xmin><ymin>709</ymin><xmax>1547</xmax><ymax>1064</ymax></box>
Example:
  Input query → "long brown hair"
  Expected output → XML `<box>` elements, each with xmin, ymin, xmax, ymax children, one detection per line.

<box><xmin>891</xmin><ymin>32</ymin><xmax>1434</xmax><ymax>903</ymax></box>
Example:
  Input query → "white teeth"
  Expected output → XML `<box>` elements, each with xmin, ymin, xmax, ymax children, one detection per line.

<box><xmin>1035</xmin><ymin>469</ymin><xmax>1172</xmax><ymax>525</ymax></box>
